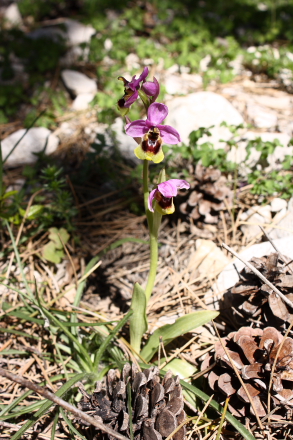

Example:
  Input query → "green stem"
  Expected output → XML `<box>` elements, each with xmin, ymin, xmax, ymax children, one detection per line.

<box><xmin>143</xmin><ymin>160</ymin><xmax>152</xmax><ymax>230</ymax></box>
<box><xmin>145</xmin><ymin>210</ymin><xmax>161</xmax><ymax>303</ymax></box>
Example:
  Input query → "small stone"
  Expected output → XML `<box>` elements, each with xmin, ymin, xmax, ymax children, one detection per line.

<box><xmin>270</xmin><ymin>198</ymin><xmax>287</xmax><ymax>212</ymax></box>
<box><xmin>64</xmin><ymin>19</ymin><xmax>96</xmax><ymax>46</ymax></box>
<box><xmin>3</xmin><ymin>3</ymin><xmax>22</xmax><ymax>26</ymax></box>
<box><xmin>165</xmin><ymin>91</ymin><xmax>243</xmax><ymax>145</ymax></box>
<box><xmin>71</xmin><ymin>93</ymin><xmax>95</xmax><ymax>110</ymax></box>
<box><xmin>240</xmin><ymin>205</ymin><xmax>272</xmax><ymax>241</ymax></box>
<box><xmin>215</xmin><ymin>236</ymin><xmax>293</xmax><ymax>295</ymax></box>
<box><xmin>2</xmin><ymin>127</ymin><xmax>59</xmax><ymax>168</ymax></box>
<box><xmin>61</xmin><ymin>70</ymin><xmax>97</xmax><ymax>96</ymax></box>
<box><xmin>165</xmin><ymin>73</ymin><xmax>202</xmax><ymax>95</ymax></box>
<box><xmin>125</xmin><ymin>53</ymin><xmax>140</xmax><ymax>70</ymax></box>
<box><xmin>110</xmin><ymin>118</ymin><xmax>139</xmax><ymax>163</ymax></box>
<box><xmin>268</xmin><ymin>198</ymin><xmax>293</xmax><ymax>240</ymax></box>
<box><xmin>246</xmin><ymin>102</ymin><xmax>278</xmax><ymax>129</ymax></box>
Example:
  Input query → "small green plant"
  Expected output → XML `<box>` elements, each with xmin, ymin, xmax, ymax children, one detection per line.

<box><xmin>42</xmin><ymin>227</ymin><xmax>70</xmax><ymax>264</ymax></box>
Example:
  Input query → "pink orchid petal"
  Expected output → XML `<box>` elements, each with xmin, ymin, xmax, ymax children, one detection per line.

<box><xmin>138</xmin><ymin>67</ymin><xmax>149</xmax><ymax>83</ymax></box>
<box><xmin>147</xmin><ymin>103</ymin><xmax>168</xmax><ymax>126</ymax></box>
<box><xmin>124</xmin><ymin>90</ymin><xmax>139</xmax><ymax>108</ymax></box>
<box><xmin>158</xmin><ymin>179</ymin><xmax>190</xmax><ymax>198</ymax></box>
<box><xmin>158</xmin><ymin>124</ymin><xmax>181</xmax><ymax>144</ymax></box>
<box><xmin>130</xmin><ymin>67</ymin><xmax>149</xmax><ymax>89</ymax></box>
<box><xmin>125</xmin><ymin>120</ymin><xmax>148</xmax><ymax>137</ymax></box>
<box><xmin>152</xmin><ymin>77</ymin><xmax>160</xmax><ymax>101</ymax></box>
<box><xmin>142</xmin><ymin>77</ymin><xmax>160</xmax><ymax>98</ymax></box>
<box><xmin>148</xmin><ymin>188</ymin><xmax>157</xmax><ymax>212</ymax></box>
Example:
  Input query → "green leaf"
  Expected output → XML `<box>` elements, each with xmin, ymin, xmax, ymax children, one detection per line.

<box><xmin>1</xmin><ymin>190</ymin><xmax>18</xmax><ymax>200</ymax></box>
<box><xmin>42</xmin><ymin>241</ymin><xmax>64</xmax><ymax>264</ymax></box>
<box><xmin>19</xmin><ymin>204</ymin><xmax>44</xmax><ymax>219</ymax></box>
<box><xmin>49</xmin><ymin>227</ymin><xmax>70</xmax><ymax>248</ymax></box>
<box><xmin>141</xmin><ymin>310</ymin><xmax>219</xmax><ymax>361</ymax></box>
<box><xmin>129</xmin><ymin>283</ymin><xmax>148</xmax><ymax>353</ymax></box>
<box><xmin>160</xmin><ymin>358</ymin><xmax>197</xmax><ymax>379</ymax></box>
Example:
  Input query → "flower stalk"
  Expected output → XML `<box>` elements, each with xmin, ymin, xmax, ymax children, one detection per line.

<box><xmin>117</xmin><ymin>67</ymin><xmax>190</xmax><ymax>353</ymax></box>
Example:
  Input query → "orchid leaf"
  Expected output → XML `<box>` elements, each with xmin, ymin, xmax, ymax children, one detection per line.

<box><xmin>141</xmin><ymin>310</ymin><xmax>219</xmax><ymax>361</ymax></box>
<box><xmin>159</xmin><ymin>358</ymin><xmax>197</xmax><ymax>379</ymax></box>
<box><xmin>129</xmin><ymin>282</ymin><xmax>148</xmax><ymax>353</ymax></box>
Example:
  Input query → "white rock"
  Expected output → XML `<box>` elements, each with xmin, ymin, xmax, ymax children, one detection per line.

<box><xmin>71</xmin><ymin>93</ymin><xmax>95</xmax><ymax>110</ymax></box>
<box><xmin>165</xmin><ymin>73</ymin><xmax>202</xmax><ymax>95</ymax></box>
<box><xmin>104</xmin><ymin>38</ymin><xmax>113</xmax><ymax>51</ymax></box>
<box><xmin>246</xmin><ymin>102</ymin><xmax>278</xmax><ymax>129</ymax></box>
<box><xmin>125</xmin><ymin>53</ymin><xmax>140</xmax><ymax>70</ymax></box>
<box><xmin>188</xmin><ymin>239</ymin><xmax>230</xmax><ymax>278</ymax></box>
<box><xmin>199</xmin><ymin>54</ymin><xmax>211</xmax><ymax>72</ymax></box>
<box><xmin>3</xmin><ymin>3</ymin><xmax>22</xmax><ymax>25</ymax></box>
<box><xmin>165</xmin><ymin>91</ymin><xmax>243</xmax><ymax>145</ymax></box>
<box><xmin>270</xmin><ymin>197</ymin><xmax>288</xmax><ymax>212</ymax></box>
<box><xmin>268</xmin><ymin>198</ymin><xmax>293</xmax><ymax>240</ymax></box>
<box><xmin>2</xmin><ymin>127</ymin><xmax>59</xmax><ymax>168</ymax></box>
<box><xmin>64</xmin><ymin>19</ymin><xmax>95</xmax><ymax>45</ymax></box>
<box><xmin>60</xmin><ymin>45</ymin><xmax>90</xmax><ymax>65</ymax></box>
<box><xmin>61</xmin><ymin>70</ymin><xmax>97</xmax><ymax>96</ymax></box>
<box><xmin>227</xmin><ymin>131</ymin><xmax>292</xmax><ymax>176</ymax></box>
<box><xmin>167</xmin><ymin>64</ymin><xmax>180</xmax><ymax>74</ymax></box>
<box><xmin>215</xmin><ymin>236</ymin><xmax>293</xmax><ymax>294</ymax></box>
<box><xmin>110</xmin><ymin>118</ymin><xmax>139</xmax><ymax>162</ymax></box>
<box><xmin>240</xmin><ymin>205</ymin><xmax>272</xmax><ymax>241</ymax></box>
<box><xmin>253</xmin><ymin>94</ymin><xmax>292</xmax><ymax>110</ymax></box>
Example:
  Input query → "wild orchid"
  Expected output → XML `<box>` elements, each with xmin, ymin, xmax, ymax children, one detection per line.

<box><xmin>148</xmin><ymin>179</ymin><xmax>190</xmax><ymax>215</ymax></box>
<box><xmin>117</xmin><ymin>67</ymin><xmax>190</xmax><ymax>352</ymax></box>
<box><xmin>117</xmin><ymin>67</ymin><xmax>149</xmax><ymax>112</ymax></box>
<box><xmin>125</xmin><ymin>102</ymin><xmax>181</xmax><ymax>163</ymax></box>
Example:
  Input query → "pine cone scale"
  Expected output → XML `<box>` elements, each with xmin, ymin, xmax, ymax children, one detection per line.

<box><xmin>79</xmin><ymin>364</ymin><xmax>186</xmax><ymax>440</ymax></box>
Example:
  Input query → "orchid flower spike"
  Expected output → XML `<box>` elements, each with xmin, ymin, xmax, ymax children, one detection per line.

<box><xmin>148</xmin><ymin>179</ymin><xmax>190</xmax><ymax>215</ymax></box>
<box><xmin>118</xmin><ymin>67</ymin><xmax>149</xmax><ymax>112</ymax></box>
<box><xmin>125</xmin><ymin>102</ymin><xmax>181</xmax><ymax>163</ymax></box>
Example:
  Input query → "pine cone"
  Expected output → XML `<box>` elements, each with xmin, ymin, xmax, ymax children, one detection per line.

<box><xmin>180</xmin><ymin>164</ymin><xmax>233</xmax><ymax>224</ymax></box>
<box><xmin>221</xmin><ymin>252</ymin><xmax>293</xmax><ymax>330</ymax></box>
<box><xmin>78</xmin><ymin>364</ymin><xmax>186</xmax><ymax>440</ymax></box>
<box><xmin>201</xmin><ymin>327</ymin><xmax>293</xmax><ymax>420</ymax></box>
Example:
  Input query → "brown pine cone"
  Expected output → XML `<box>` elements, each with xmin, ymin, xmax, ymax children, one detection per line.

<box><xmin>201</xmin><ymin>327</ymin><xmax>293</xmax><ymax>420</ymax></box>
<box><xmin>78</xmin><ymin>364</ymin><xmax>186</xmax><ymax>440</ymax></box>
<box><xmin>180</xmin><ymin>164</ymin><xmax>233</xmax><ymax>224</ymax></box>
<box><xmin>221</xmin><ymin>253</ymin><xmax>293</xmax><ymax>331</ymax></box>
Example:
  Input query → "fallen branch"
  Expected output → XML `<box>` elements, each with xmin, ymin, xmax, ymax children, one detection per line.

<box><xmin>0</xmin><ymin>368</ymin><xmax>129</xmax><ymax>440</ymax></box>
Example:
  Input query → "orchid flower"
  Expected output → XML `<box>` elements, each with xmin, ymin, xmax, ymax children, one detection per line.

<box><xmin>118</xmin><ymin>67</ymin><xmax>149</xmax><ymax>110</ymax></box>
<box><xmin>142</xmin><ymin>77</ymin><xmax>160</xmax><ymax>103</ymax></box>
<box><xmin>148</xmin><ymin>179</ymin><xmax>190</xmax><ymax>215</ymax></box>
<box><xmin>125</xmin><ymin>102</ymin><xmax>181</xmax><ymax>163</ymax></box>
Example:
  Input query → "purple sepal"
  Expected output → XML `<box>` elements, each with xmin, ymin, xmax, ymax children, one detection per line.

<box><xmin>158</xmin><ymin>179</ymin><xmax>190</xmax><ymax>198</ymax></box>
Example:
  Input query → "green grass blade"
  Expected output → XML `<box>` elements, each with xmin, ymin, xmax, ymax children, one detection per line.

<box><xmin>60</xmin><ymin>407</ymin><xmax>87</xmax><ymax>440</ymax></box>
<box><xmin>180</xmin><ymin>380</ymin><xmax>257</xmax><ymax>440</ymax></box>
<box><xmin>10</xmin><ymin>372</ymin><xmax>87</xmax><ymax>440</ymax></box>
<box><xmin>35</xmin><ymin>291</ymin><xmax>93</xmax><ymax>369</ymax></box>
<box><xmin>141</xmin><ymin>310</ymin><xmax>219</xmax><ymax>361</ymax></box>
<box><xmin>5</xmin><ymin>221</ymin><xmax>34</xmax><ymax>301</ymax></box>
<box><xmin>0</xmin><ymin>327</ymin><xmax>39</xmax><ymax>339</ymax></box>
<box><xmin>6</xmin><ymin>310</ymin><xmax>44</xmax><ymax>324</ymax></box>
<box><xmin>51</xmin><ymin>409</ymin><xmax>60</xmax><ymax>440</ymax></box>
<box><xmin>93</xmin><ymin>309</ymin><xmax>133</xmax><ymax>371</ymax></box>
